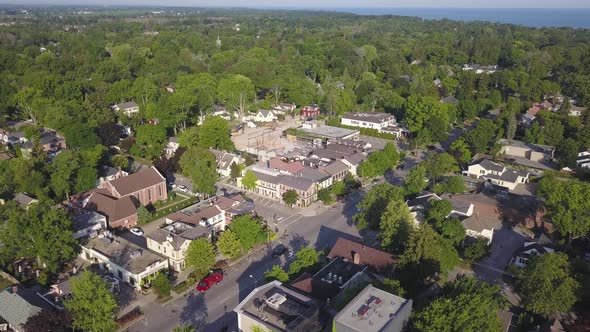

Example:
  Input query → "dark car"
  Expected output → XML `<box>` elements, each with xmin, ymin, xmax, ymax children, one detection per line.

<box><xmin>196</xmin><ymin>269</ymin><xmax>223</xmax><ymax>293</ymax></box>
<box><xmin>272</xmin><ymin>244</ymin><xmax>288</xmax><ymax>258</ymax></box>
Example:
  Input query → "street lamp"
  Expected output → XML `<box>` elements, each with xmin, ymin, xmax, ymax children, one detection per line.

<box><xmin>249</xmin><ymin>274</ymin><xmax>257</xmax><ymax>288</ymax></box>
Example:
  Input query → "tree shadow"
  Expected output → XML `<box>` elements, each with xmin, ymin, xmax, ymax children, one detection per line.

<box><xmin>202</xmin><ymin>312</ymin><xmax>237</xmax><ymax>332</ymax></box>
<box><xmin>312</xmin><ymin>225</ymin><xmax>364</xmax><ymax>252</ymax></box>
<box><xmin>288</xmin><ymin>233</ymin><xmax>310</xmax><ymax>253</ymax></box>
<box><xmin>179</xmin><ymin>291</ymin><xmax>209</xmax><ymax>330</ymax></box>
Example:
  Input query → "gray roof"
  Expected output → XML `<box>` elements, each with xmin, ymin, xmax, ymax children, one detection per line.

<box><xmin>301</xmin><ymin>125</ymin><xmax>359</xmax><ymax>139</ymax></box>
<box><xmin>477</xmin><ymin>159</ymin><xmax>505</xmax><ymax>172</ymax></box>
<box><xmin>101</xmin><ymin>166</ymin><xmax>120</xmax><ymax>177</ymax></box>
<box><xmin>258</xmin><ymin>109</ymin><xmax>273</xmax><ymax>117</ymax></box>
<box><xmin>72</xmin><ymin>211</ymin><xmax>105</xmax><ymax>232</ymax></box>
<box><xmin>341</xmin><ymin>112</ymin><xmax>395</xmax><ymax>124</ymax></box>
<box><xmin>0</xmin><ymin>287</ymin><xmax>50</xmax><ymax>330</ymax></box>
<box><xmin>13</xmin><ymin>193</ymin><xmax>37</xmax><ymax>206</ymax></box>
<box><xmin>322</xmin><ymin>160</ymin><xmax>349</xmax><ymax>175</ymax></box>
<box><xmin>440</xmin><ymin>96</ymin><xmax>459</xmax><ymax>104</ymax></box>
<box><xmin>499</xmin><ymin>169</ymin><xmax>529</xmax><ymax>183</ymax></box>
<box><xmin>343</xmin><ymin>152</ymin><xmax>366</xmax><ymax>166</ymax></box>
<box><xmin>117</xmin><ymin>101</ymin><xmax>139</xmax><ymax>109</ymax></box>
<box><xmin>278</xmin><ymin>175</ymin><xmax>314</xmax><ymax>191</ymax></box>
<box><xmin>297</xmin><ymin>167</ymin><xmax>331</xmax><ymax>183</ymax></box>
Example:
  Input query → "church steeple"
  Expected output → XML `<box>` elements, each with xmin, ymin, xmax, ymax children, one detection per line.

<box><xmin>216</xmin><ymin>34</ymin><xmax>221</xmax><ymax>48</ymax></box>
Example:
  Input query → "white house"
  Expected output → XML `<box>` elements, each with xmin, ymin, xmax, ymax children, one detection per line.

<box><xmin>254</xmin><ymin>109</ymin><xmax>277</xmax><ymax>122</ymax></box>
<box><xmin>512</xmin><ymin>241</ymin><xmax>555</xmax><ymax>268</ymax></box>
<box><xmin>577</xmin><ymin>151</ymin><xmax>590</xmax><ymax>169</ymax></box>
<box><xmin>80</xmin><ymin>233</ymin><xmax>169</xmax><ymax>290</ymax></box>
<box><xmin>71</xmin><ymin>211</ymin><xmax>107</xmax><ymax>239</ymax></box>
<box><xmin>406</xmin><ymin>193</ymin><xmax>474</xmax><ymax>226</ymax></box>
<box><xmin>113</xmin><ymin>101</ymin><xmax>140</xmax><ymax>117</ymax></box>
<box><xmin>341</xmin><ymin>112</ymin><xmax>396</xmax><ymax>132</ymax></box>
<box><xmin>165</xmin><ymin>137</ymin><xmax>180</xmax><ymax>157</ymax></box>
<box><xmin>146</xmin><ymin>221</ymin><xmax>210</xmax><ymax>271</ymax></box>
<box><xmin>273</xmin><ymin>103</ymin><xmax>296</xmax><ymax>113</ymax></box>
<box><xmin>463</xmin><ymin>159</ymin><xmax>529</xmax><ymax>191</ymax></box>
<box><xmin>209</xmin><ymin>149</ymin><xmax>242</xmax><ymax>178</ymax></box>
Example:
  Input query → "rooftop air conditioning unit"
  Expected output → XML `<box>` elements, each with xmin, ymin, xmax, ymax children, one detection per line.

<box><xmin>265</xmin><ymin>293</ymin><xmax>287</xmax><ymax>310</ymax></box>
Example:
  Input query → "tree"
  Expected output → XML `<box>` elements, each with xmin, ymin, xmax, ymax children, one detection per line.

<box><xmin>111</xmin><ymin>155</ymin><xmax>129</xmax><ymax>170</ymax></box>
<box><xmin>505</xmin><ymin>114</ymin><xmax>517</xmax><ymax>140</ymax></box>
<box><xmin>230</xmin><ymin>162</ymin><xmax>242</xmax><ymax>178</ymax></box>
<box><xmin>463</xmin><ymin>237</ymin><xmax>489</xmax><ymax>261</ymax></box>
<box><xmin>404</xmin><ymin>164</ymin><xmax>428</xmax><ymax>195</ymax></box>
<box><xmin>518</xmin><ymin>252</ymin><xmax>579</xmax><ymax>316</ymax></box>
<box><xmin>413</xmin><ymin>276</ymin><xmax>508</xmax><ymax>332</ymax></box>
<box><xmin>542</xmin><ymin>119</ymin><xmax>564</xmax><ymax>146</ymax></box>
<box><xmin>64</xmin><ymin>271</ymin><xmax>118</xmax><ymax>332</ymax></box>
<box><xmin>24</xmin><ymin>308</ymin><xmax>72</xmax><ymax>332</ymax></box>
<box><xmin>177</xmin><ymin>127</ymin><xmax>200</xmax><ymax>148</ymax></box>
<box><xmin>179</xmin><ymin>147</ymin><xmax>217</xmax><ymax>196</ymax></box>
<box><xmin>217</xmin><ymin>75</ymin><xmax>254</xmax><ymax>119</ymax></box>
<box><xmin>537</xmin><ymin>175</ymin><xmax>590</xmax><ymax>241</ymax></box>
<box><xmin>400</xmin><ymin>224</ymin><xmax>460</xmax><ymax>275</ymax></box>
<box><xmin>152</xmin><ymin>272</ymin><xmax>171</xmax><ymax>297</ymax></box>
<box><xmin>0</xmin><ymin>203</ymin><xmax>78</xmax><ymax>274</ymax></box>
<box><xmin>185</xmin><ymin>238</ymin><xmax>216</xmax><ymax>278</ymax></box>
<box><xmin>318</xmin><ymin>188</ymin><xmax>333</xmax><ymax>204</ymax></box>
<box><xmin>50</xmin><ymin>150</ymin><xmax>80</xmax><ymax>199</ymax></box>
<box><xmin>331</xmin><ymin>180</ymin><xmax>347</xmax><ymax>197</ymax></box>
<box><xmin>379</xmin><ymin>199</ymin><xmax>413</xmax><ymax>252</ymax></box>
<box><xmin>132</xmin><ymin>124</ymin><xmax>167</xmax><ymax>159</ymax></box>
<box><xmin>137</xmin><ymin>205</ymin><xmax>152</xmax><ymax>224</ymax></box>
<box><xmin>465</xmin><ymin>119</ymin><xmax>497</xmax><ymax>153</ymax></box>
<box><xmin>217</xmin><ymin>229</ymin><xmax>242</xmax><ymax>258</ymax></box>
<box><xmin>439</xmin><ymin>217</ymin><xmax>466</xmax><ymax>245</ymax></box>
<box><xmin>289</xmin><ymin>247</ymin><xmax>320</xmax><ymax>275</ymax></box>
<box><xmin>378</xmin><ymin>278</ymin><xmax>406</xmax><ymax>297</ymax></box>
<box><xmin>555</xmin><ymin>138</ymin><xmax>580</xmax><ymax>169</ymax></box>
<box><xmin>265</xmin><ymin>265</ymin><xmax>289</xmax><ymax>282</ymax></box>
<box><xmin>230</xmin><ymin>215</ymin><xmax>264</xmax><ymax>251</ymax></box>
<box><xmin>97</xmin><ymin>122</ymin><xmax>122</xmax><ymax>147</ymax></box>
<box><xmin>198</xmin><ymin>116</ymin><xmax>235</xmax><ymax>151</ymax></box>
<box><xmin>354</xmin><ymin>183</ymin><xmax>403</xmax><ymax>230</ymax></box>
<box><xmin>282</xmin><ymin>190</ymin><xmax>299</xmax><ymax>207</ymax></box>
<box><xmin>424</xmin><ymin>153</ymin><xmax>458</xmax><ymax>181</ymax></box>
<box><xmin>425</xmin><ymin>199</ymin><xmax>453</xmax><ymax>226</ymax></box>
<box><xmin>172</xmin><ymin>326</ymin><xmax>196</xmax><ymax>332</ymax></box>
<box><xmin>438</xmin><ymin>176</ymin><xmax>466</xmax><ymax>194</ymax></box>
<box><xmin>449</xmin><ymin>138</ymin><xmax>472</xmax><ymax>164</ymax></box>
<box><xmin>241</xmin><ymin>170</ymin><xmax>258</xmax><ymax>191</ymax></box>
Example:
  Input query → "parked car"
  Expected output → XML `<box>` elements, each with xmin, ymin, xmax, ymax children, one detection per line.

<box><xmin>129</xmin><ymin>227</ymin><xmax>144</xmax><ymax>237</ymax></box>
<box><xmin>196</xmin><ymin>269</ymin><xmax>223</xmax><ymax>293</ymax></box>
<box><xmin>177</xmin><ymin>185</ymin><xmax>189</xmax><ymax>193</ymax></box>
<box><xmin>272</xmin><ymin>244</ymin><xmax>289</xmax><ymax>258</ymax></box>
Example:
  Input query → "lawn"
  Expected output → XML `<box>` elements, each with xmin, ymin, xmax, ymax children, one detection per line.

<box><xmin>0</xmin><ymin>276</ymin><xmax>13</xmax><ymax>289</ymax></box>
<box><xmin>142</xmin><ymin>192</ymin><xmax>198</xmax><ymax>224</ymax></box>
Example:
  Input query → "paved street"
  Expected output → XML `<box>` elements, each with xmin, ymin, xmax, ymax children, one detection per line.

<box><xmin>123</xmin><ymin>185</ymin><xmax>365</xmax><ymax>332</ymax></box>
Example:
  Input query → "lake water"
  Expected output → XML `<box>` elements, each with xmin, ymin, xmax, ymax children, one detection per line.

<box><xmin>290</xmin><ymin>7</ymin><xmax>590</xmax><ymax>29</ymax></box>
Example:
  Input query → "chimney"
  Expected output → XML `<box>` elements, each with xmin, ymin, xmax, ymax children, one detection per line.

<box><xmin>362</xmin><ymin>244</ymin><xmax>366</xmax><ymax>251</ymax></box>
<box><xmin>117</xmin><ymin>166</ymin><xmax>122</xmax><ymax>177</ymax></box>
<box><xmin>353</xmin><ymin>251</ymin><xmax>360</xmax><ymax>265</ymax></box>
<box><xmin>11</xmin><ymin>285</ymin><xmax>17</xmax><ymax>294</ymax></box>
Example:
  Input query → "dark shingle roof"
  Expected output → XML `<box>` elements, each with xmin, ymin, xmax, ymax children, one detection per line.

<box><xmin>478</xmin><ymin>159</ymin><xmax>505</xmax><ymax>172</ymax></box>
<box><xmin>0</xmin><ymin>287</ymin><xmax>50</xmax><ymax>330</ymax></box>
<box><xmin>107</xmin><ymin>166</ymin><xmax>165</xmax><ymax>196</ymax></box>
<box><xmin>327</xmin><ymin>237</ymin><xmax>396</xmax><ymax>272</ymax></box>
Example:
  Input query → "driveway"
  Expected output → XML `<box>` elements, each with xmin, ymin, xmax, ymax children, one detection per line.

<box><xmin>473</xmin><ymin>227</ymin><xmax>526</xmax><ymax>282</ymax></box>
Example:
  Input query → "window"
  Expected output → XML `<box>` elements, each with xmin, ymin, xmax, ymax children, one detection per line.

<box><xmin>158</xmin><ymin>185</ymin><xmax>162</xmax><ymax>196</ymax></box>
<box><xmin>117</xmin><ymin>270</ymin><xmax>123</xmax><ymax>279</ymax></box>
<box><xmin>129</xmin><ymin>277</ymin><xmax>135</xmax><ymax>286</ymax></box>
<box><xmin>148</xmin><ymin>189</ymin><xmax>151</xmax><ymax>201</ymax></box>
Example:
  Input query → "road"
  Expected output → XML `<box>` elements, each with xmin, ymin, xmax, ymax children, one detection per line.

<box><xmin>123</xmin><ymin>187</ymin><xmax>364</xmax><ymax>332</ymax></box>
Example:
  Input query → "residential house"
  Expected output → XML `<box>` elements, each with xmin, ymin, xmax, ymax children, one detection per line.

<box><xmin>13</xmin><ymin>193</ymin><xmax>38</xmax><ymax>208</ymax></box>
<box><xmin>254</xmin><ymin>109</ymin><xmax>277</xmax><ymax>122</ymax></box>
<box><xmin>210</xmin><ymin>148</ymin><xmax>242</xmax><ymax>178</ymax></box>
<box><xmin>341</xmin><ymin>112</ymin><xmax>396</xmax><ymax>132</ymax></box>
<box><xmin>98</xmin><ymin>166</ymin><xmax>128</xmax><ymax>185</ymax></box>
<box><xmin>165</xmin><ymin>137</ymin><xmax>180</xmax><ymax>157</ymax></box>
<box><xmin>213</xmin><ymin>194</ymin><xmax>255</xmax><ymax>223</ymax></box>
<box><xmin>80</xmin><ymin>233</ymin><xmax>169</xmax><ymax>290</ymax></box>
<box><xmin>319</xmin><ymin>160</ymin><xmax>349</xmax><ymax>182</ymax></box>
<box><xmin>146</xmin><ymin>221</ymin><xmax>210</xmax><ymax>271</ymax></box>
<box><xmin>569</xmin><ymin>104</ymin><xmax>587</xmax><ymax>117</ymax></box>
<box><xmin>462</xmin><ymin>64</ymin><xmax>499</xmax><ymax>74</ymax></box>
<box><xmin>333</xmin><ymin>285</ymin><xmax>413</xmax><ymax>332</ymax></box>
<box><xmin>577</xmin><ymin>151</ymin><xmax>590</xmax><ymax>169</ymax></box>
<box><xmin>498</xmin><ymin>139</ymin><xmax>555</xmax><ymax>167</ymax></box>
<box><xmin>327</xmin><ymin>237</ymin><xmax>397</xmax><ymax>273</ymax></box>
<box><xmin>39</xmin><ymin>274</ymin><xmax>119</xmax><ymax>310</ymax></box>
<box><xmin>234</xmin><ymin>280</ymin><xmax>324</xmax><ymax>332</ymax></box>
<box><xmin>273</xmin><ymin>103</ymin><xmax>296</xmax><ymax>114</ymax></box>
<box><xmin>0</xmin><ymin>286</ymin><xmax>51</xmax><ymax>332</ymax></box>
<box><xmin>511</xmin><ymin>237</ymin><xmax>554</xmax><ymax>268</ymax></box>
<box><xmin>309</xmin><ymin>145</ymin><xmax>366</xmax><ymax>177</ymax></box>
<box><xmin>82</xmin><ymin>189</ymin><xmax>138</xmax><ymax>228</ymax></box>
<box><xmin>0</xmin><ymin>129</ymin><xmax>26</xmax><ymax>146</ymax></box>
<box><xmin>38</xmin><ymin>129</ymin><xmax>66</xmax><ymax>153</ymax></box>
<box><xmin>463</xmin><ymin>159</ymin><xmax>529</xmax><ymax>191</ymax></box>
<box><xmin>406</xmin><ymin>193</ymin><xmax>473</xmax><ymax>225</ymax></box>
<box><xmin>71</xmin><ymin>210</ymin><xmax>107</xmax><ymax>239</ymax></box>
<box><xmin>301</xmin><ymin>104</ymin><xmax>321</xmax><ymax>118</ymax></box>
<box><xmin>521</xmin><ymin>103</ymin><xmax>542</xmax><ymax>126</ymax></box>
<box><xmin>440</xmin><ymin>96</ymin><xmax>459</xmax><ymax>104</ymax></box>
<box><xmin>100</xmin><ymin>166</ymin><xmax>167</xmax><ymax>206</ymax></box>
<box><xmin>114</xmin><ymin>101</ymin><xmax>140</xmax><ymax>116</ymax></box>
<box><xmin>212</xmin><ymin>105</ymin><xmax>231</xmax><ymax>120</ymax></box>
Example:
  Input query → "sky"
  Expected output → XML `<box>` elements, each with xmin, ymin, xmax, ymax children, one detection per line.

<box><xmin>4</xmin><ymin>0</ymin><xmax>590</xmax><ymax>8</ymax></box>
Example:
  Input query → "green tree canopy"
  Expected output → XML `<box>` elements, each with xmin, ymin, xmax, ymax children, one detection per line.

<box><xmin>518</xmin><ymin>252</ymin><xmax>579</xmax><ymax>316</ymax></box>
<box><xmin>242</xmin><ymin>170</ymin><xmax>258</xmax><ymax>190</ymax></box>
<box><xmin>282</xmin><ymin>190</ymin><xmax>299</xmax><ymax>207</ymax></box>
<box><xmin>230</xmin><ymin>215</ymin><xmax>264</xmax><ymax>251</ymax></box>
<box><xmin>217</xmin><ymin>229</ymin><xmax>242</xmax><ymax>258</ymax></box>
<box><xmin>64</xmin><ymin>271</ymin><xmax>118</xmax><ymax>332</ymax></box>
<box><xmin>379</xmin><ymin>198</ymin><xmax>413</xmax><ymax>252</ymax></box>
<box><xmin>265</xmin><ymin>265</ymin><xmax>289</xmax><ymax>282</ymax></box>
<box><xmin>198</xmin><ymin>116</ymin><xmax>235</xmax><ymax>151</ymax></box>
<box><xmin>289</xmin><ymin>247</ymin><xmax>320</xmax><ymax>275</ymax></box>
<box><xmin>185</xmin><ymin>238</ymin><xmax>216</xmax><ymax>278</ymax></box>
<box><xmin>354</xmin><ymin>183</ymin><xmax>403</xmax><ymax>230</ymax></box>
<box><xmin>179</xmin><ymin>147</ymin><xmax>217</xmax><ymax>196</ymax></box>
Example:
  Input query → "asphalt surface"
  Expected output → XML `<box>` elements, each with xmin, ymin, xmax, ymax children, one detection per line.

<box><xmin>123</xmin><ymin>187</ymin><xmax>364</xmax><ymax>332</ymax></box>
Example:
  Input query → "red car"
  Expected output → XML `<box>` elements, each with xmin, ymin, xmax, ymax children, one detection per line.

<box><xmin>196</xmin><ymin>269</ymin><xmax>223</xmax><ymax>293</ymax></box>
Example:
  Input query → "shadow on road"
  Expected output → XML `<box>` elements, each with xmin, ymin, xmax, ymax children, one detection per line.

<box><xmin>180</xmin><ymin>292</ymin><xmax>209</xmax><ymax>330</ymax></box>
<box><xmin>202</xmin><ymin>312</ymin><xmax>237</xmax><ymax>332</ymax></box>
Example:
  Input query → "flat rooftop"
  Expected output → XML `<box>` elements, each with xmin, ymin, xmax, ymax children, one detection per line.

<box><xmin>301</xmin><ymin>125</ymin><xmax>359</xmax><ymax>139</ymax></box>
<box><xmin>235</xmin><ymin>280</ymin><xmax>322</xmax><ymax>332</ymax></box>
<box><xmin>83</xmin><ymin>234</ymin><xmax>167</xmax><ymax>274</ymax></box>
<box><xmin>334</xmin><ymin>285</ymin><xmax>412</xmax><ymax>332</ymax></box>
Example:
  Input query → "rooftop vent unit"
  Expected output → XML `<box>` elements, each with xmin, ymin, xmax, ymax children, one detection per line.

<box><xmin>265</xmin><ymin>293</ymin><xmax>287</xmax><ymax>310</ymax></box>
<box><xmin>129</xmin><ymin>250</ymin><xmax>142</xmax><ymax>259</ymax></box>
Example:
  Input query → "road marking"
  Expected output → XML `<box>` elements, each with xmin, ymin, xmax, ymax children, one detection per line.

<box><xmin>277</xmin><ymin>214</ymin><xmax>296</xmax><ymax>224</ymax></box>
<box><xmin>284</xmin><ymin>215</ymin><xmax>303</xmax><ymax>227</ymax></box>
<box><xmin>265</xmin><ymin>200</ymin><xmax>276</xmax><ymax>207</ymax></box>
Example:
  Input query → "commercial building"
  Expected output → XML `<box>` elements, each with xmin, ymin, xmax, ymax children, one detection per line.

<box><xmin>333</xmin><ymin>285</ymin><xmax>412</xmax><ymax>332</ymax></box>
<box><xmin>341</xmin><ymin>112</ymin><xmax>396</xmax><ymax>132</ymax></box>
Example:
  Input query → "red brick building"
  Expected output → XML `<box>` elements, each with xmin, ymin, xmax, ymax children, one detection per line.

<box><xmin>301</xmin><ymin>104</ymin><xmax>321</xmax><ymax>118</ymax></box>
<box><xmin>100</xmin><ymin>166</ymin><xmax>167</xmax><ymax>206</ymax></box>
